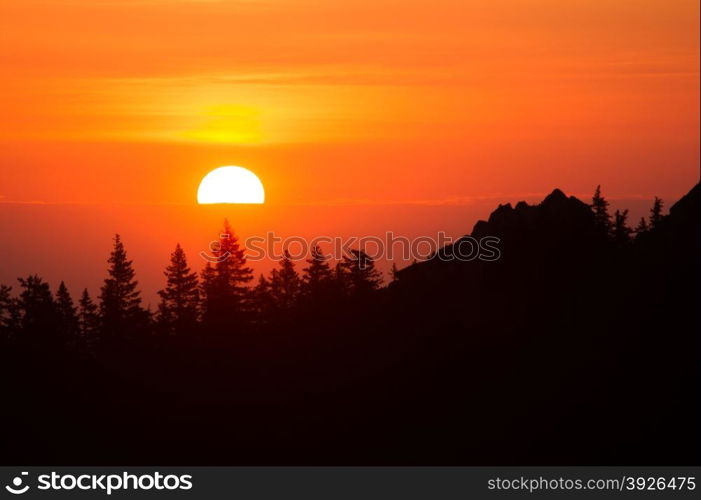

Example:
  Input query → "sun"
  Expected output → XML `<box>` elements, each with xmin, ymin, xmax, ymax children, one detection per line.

<box><xmin>197</xmin><ymin>166</ymin><xmax>265</xmax><ymax>204</ymax></box>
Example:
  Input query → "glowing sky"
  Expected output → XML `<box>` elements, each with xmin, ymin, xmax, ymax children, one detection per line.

<box><xmin>0</xmin><ymin>0</ymin><xmax>698</xmax><ymax>301</ymax></box>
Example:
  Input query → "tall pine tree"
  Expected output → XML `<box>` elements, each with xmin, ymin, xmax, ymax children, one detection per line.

<box><xmin>99</xmin><ymin>234</ymin><xmax>146</xmax><ymax>340</ymax></box>
<box><xmin>301</xmin><ymin>245</ymin><xmax>333</xmax><ymax>302</ymax></box>
<box><xmin>591</xmin><ymin>185</ymin><xmax>612</xmax><ymax>238</ymax></box>
<box><xmin>612</xmin><ymin>209</ymin><xmax>632</xmax><ymax>246</ymax></box>
<box><xmin>200</xmin><ymin>220</ymin><xmax>253</xmax><ymax>331</ymax></box>
<box><xmin>55</xmin><ymin>281</ymin><xmax>79</xmax><ymax>342</ymax></box>
<box><xmin>649</xmin><ymin>197</ymin><xmax>664</xmax><ymax>229</ymax></box>
<box><xmin>340</xmin><ymin>249</ymin><xmax>383</xmax><ymax>296</ymax></box>
<box><xmin>78</xmin><ymin>288</ymin><xmax>100</xmax><ymax>350</ymax></box>
<box><xmin>17</xmin><ymin>275</ymin><xmax>57</xmax><ymax>344</ymax></box>
<box><xmin>270</xmin><ymin>250</ymin><xmax>301</xmax><ymax>311</ymax></box>
<box><xmin>251</xmin><ymin>274</ymin><xmax>275</xmax><ymax>322</ymax></box>
<box><xmin>157</xmin><ymin>243</ymin><xmax>199</xmax><ymax>337</ymax></box>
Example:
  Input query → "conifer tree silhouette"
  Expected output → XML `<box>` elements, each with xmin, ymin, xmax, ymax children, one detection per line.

<box><xmin>251</xmin><ymin>274</ymin><xmax>275</xmax><ymax>321</ymax></box>
<box><xmin>333</xmin><ymin>261</ymin><xmax>348</xmax><ymax>296</ymax></box>
<box><xmin>99</xmin><ymin>234</ymin><xmax>146</xmax><ymax>340</ymax></box>
<box><xmin>199</xmin><ymin>261</ymin><xmax>216</xmax><ymax>319</ymax></box>
<box><xmin>55</xmin><ymin>281</ymin><xmax>79</xmax><ymax>342</ymax></box>
<box><xmin>17</xmin><ymin>275</ymin><xmax>57</xmax><ymax>343</ymax></box>
<box><xmin>78</xmin><ymin>288</ymin><xmax>100</xmax><ymax>349</ymax></box>
<box><xmin>340</xmin><ymin>249</ymin><xmax>383</xmax><ymax>295</ymax></box>
<box><xmin>301</xmin><ymin>245</ymin><xmax>333</xmax><ymax>301</ymax></box>
<box><xmin>649</xmin><ymin>196</ymin><xmax>664</xmax><ymax>229</ymax></box>
<box><xmin>200</xmin><ymin>220</ymin><xmax>253</xmax><ymax>331</ymax></box>
<box><xmin>270</xmin><ymin>250</ymin><xmax>301</xmax><ymax>311</ymax></box>
<box><xmin>157</xmin><ymin>243</ymin><xmax>199</xmax><ymax>337</ymax></box>
<box><xmin>591</xmin><ymin>185</ymin><xmax>612</xmax><ymax>237</ymax></box>
<box><xmin>612</xmin><ymin>209</ymin><xmax>632</xmax><ymax>245</ymax></box>
<box><xmin>634</xmin><ymin>216</ymin><xmax>649</xmax><ymax>237</ymax></box>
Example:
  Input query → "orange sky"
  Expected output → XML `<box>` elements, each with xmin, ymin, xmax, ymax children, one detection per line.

<box><xmin>0</xmin><ymin>0</ymin><xmax>699</xmax><ymax>302</ymax></box>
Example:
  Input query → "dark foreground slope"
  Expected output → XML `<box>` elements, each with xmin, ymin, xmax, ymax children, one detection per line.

<box><xmin>389</xmin><ymin>184</ymin><xmax>700</xmax><ymax>463</ymax></box>
<box><xmin>1</xmin><ymin>185</ymin><xmax>699</xmax><ymax>464</ymax></box>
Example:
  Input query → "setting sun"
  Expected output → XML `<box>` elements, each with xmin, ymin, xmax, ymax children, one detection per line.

<box><xmin>197</xmin><ymin>166</ymin><xmax>265</xmax><ymax>204</ymax></box>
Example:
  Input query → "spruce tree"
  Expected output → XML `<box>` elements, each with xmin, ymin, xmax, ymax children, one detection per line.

<box><xmin>17</xmin><ymin>275</ymin><xmax>57</xmax><ymax>342</ymax></box>
<box><xmin>200</xmin><ymin>220</ymin><xmax>253</xmax><ymax>330</ymax></box>
<box><xmin>333</xmin><ymin>261</ymin><xmax>347</xmax><ymax>296</ymax></box>
<box><xmin>55</xmin><ymin>281</ymin><xmax>79</xmax><ymax>341</ymax></box>
<box><xmin>251</xmin><ymin>274</ymin><xmax>275</xmax><ymax>321</ymax></box>
<box><xmin>199</xmin><ymin>261</ymin><xmax>216</xmax><ymax>318</ymax></box>
<box><xmin>157</xmin><ymin>243</ymin><xmax>199</xmax><ymax>336</ymax></box>
<box><xmin>301</xmin><ymin>245</ymin><xmax>333</xmax><ymax>301</ymax></box>
<box><xmin>612</xmin><ymin>209</ymin><xmax>632</xmax><ymax>246</ymax></box>
<box><xmin>591</xmin><ymin>185</ymin><xmax>612</xmax><ymax>238</ymax></box>
<box><xmin>78</xmin><ymin>288</ymin><xmax>100</xmax><ymax>345</ymax></box>
<box><xmin>635</xmin><ymin>217</ymin><xmax>648</xmax><ymax>234</ymax></box>
<box><xmin>649</xmin><ymin>197</ymin><xmax>664</xmax><ymax>229</ymax></box>
<box><xmin>340</xmin><ymin>249</ymin><xmax>383</xmax><ymax>295</ymax></box>
<box><xmin>99</xmin><ymin>234</ymin><xmax>145</xmax><ymax>340</ymax></box>
<box><xmin>270</xmin><ymin>250</ymin><xmax>301</xmax><ymax>311</ymax></box>
<box><xmin>634</xmin><ymin>217</ymin><xmax>649</xmax><ymax>239</ymax></box>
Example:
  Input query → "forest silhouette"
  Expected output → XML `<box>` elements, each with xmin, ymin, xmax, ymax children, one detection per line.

<box><xmin>1</xmin><ymin>184</ymin><xmax>698</xmax><ymax>464</ymax></box>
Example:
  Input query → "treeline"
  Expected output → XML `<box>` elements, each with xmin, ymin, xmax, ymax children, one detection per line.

<box><xmin>590</xmin><ymin>184</ymin><xmax>665</xmax><ymax>243</ymax></box>
<box><xmin>0</xmin><ymin>221</ymin><xmax>384</xmax><ymax>351</ymax></box>
<box><xmin>0</xmin><ymin>186</ymin><xmax>666</xmax><ymax>352</ymax></box>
